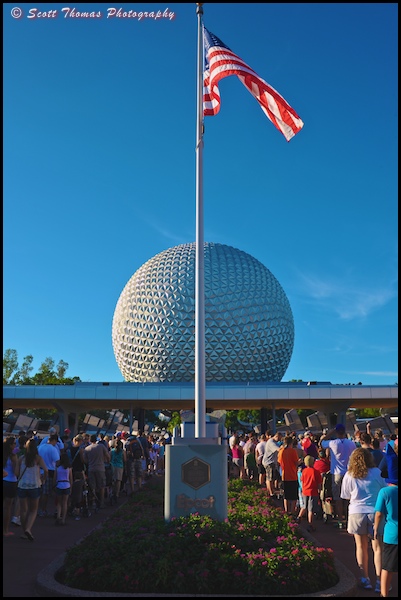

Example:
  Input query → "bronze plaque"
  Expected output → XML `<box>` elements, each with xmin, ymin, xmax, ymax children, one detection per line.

<box><xmin>181</xmin><ymin>457</ymin><xmax>210</xmax><ymax>490</ymax></box>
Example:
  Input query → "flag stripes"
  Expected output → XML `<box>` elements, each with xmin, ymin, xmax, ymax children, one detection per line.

<box><xmin>203</xmin><ymin>27</ymin><xmax>304</xmax><ymax>141</ymax></box>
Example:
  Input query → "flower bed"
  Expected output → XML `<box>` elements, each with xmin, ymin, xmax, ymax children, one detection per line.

<box><xmin>60</xmin><ymin>478</ymin><xmax>338</xmax><ymax>595</ymax></box>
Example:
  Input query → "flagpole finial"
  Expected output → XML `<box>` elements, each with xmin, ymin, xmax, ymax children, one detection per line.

<box><xmin>196</xmin><ymin>3</ymin><xmax>203</xmax><ymax>14</ymax></box>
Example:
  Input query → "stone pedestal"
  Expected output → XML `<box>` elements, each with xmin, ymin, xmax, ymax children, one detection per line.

<box><xmin>164</xmin><ymin>440</ymin><xmax>228</xmax><ymax>521</ymax></box>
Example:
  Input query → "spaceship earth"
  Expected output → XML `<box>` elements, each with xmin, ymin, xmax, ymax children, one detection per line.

<box><xmin>112</xmin><ymin>242</ymin><xmax>294</xmax><ymax>383</ymax></box>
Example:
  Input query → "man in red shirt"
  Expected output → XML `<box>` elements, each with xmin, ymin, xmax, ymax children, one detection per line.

<box><xmin>297</xmin><ymin>455</ymin><xmax>322</xmax><ymax>532</ymax></box>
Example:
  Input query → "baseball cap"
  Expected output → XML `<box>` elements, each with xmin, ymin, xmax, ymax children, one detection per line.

<box><xmin>116</xmin><ymin>431</ymin><xmax>122</xmax><ymax>437</ymax></box>
<box><xmin>64</xmin><ymin>428</ymin><xmax>71</xmax><ymax>435</ymax></box>
<box><xmin>335</xmin><ymin>423</ymin><xmax>345</xmax><ymax>432</ymax></box>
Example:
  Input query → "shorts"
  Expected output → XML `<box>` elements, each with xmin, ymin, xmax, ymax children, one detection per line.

<box><xmin>55</xmin><ymin>487</ymin><xmax>71</xmax><ymax>496</ymax></box>
<box><xmin>128</xmin><ymin>459</ymin><xmax>143</xmax><ymax>480</ymax></box>
<box><xmin>88</xmin><ymin>470</ymin><xmax>106</xmax><ymax>492</ymax></box>
<box><xmin>282</xmin><ymin>480</ymin><xmax>298</xmax><ymax>501</ymax></box>
<box><xmin>382</xmin><ymin>543</ymin><xmax>398</xmax><ymax>573</ymax></box>
<box><xmin>41</xmin><ymin>470</ymin><xmax>55</xmax><ymax>495</ymax></box>
<box><xmin>331</xmin><ymin>473</ymin><xmax>344</xmax><ymax>501</ymax></box>
<box><xmin>232</xmin><ymin>458</ymin><xmax>244</xmax><ymax>469</ymax></box>
<box><xmin>257</xmin><ymin>463</ymin><xmax>266</xmax><ymax>475</ymax></box>
<box><xmin>17</xmin><ymin>487</ymin><xmax>42</xmax><ymax>499</ymax></box>
<box><xmin>112</xmin><ymin>466</ymin><xmax>123</xmax><ymax>482</ymax></box>
<box><xmin>302</xmin><ymin>495</ymin><xmax>319</xmax><ymax>513</ymax></box>
<box><xmin>265</xmin><ymin>465</ymin><xmax>280</xmax><ymax>481</ymax></box>
<box><xmin>3</xmin><ymin>481</ymin><xmax>18</xmax><ymax>498</ymax></box>
<box><xmin>347</xmin><ymin>512</ymin><xmax>374</xmax><ymax>536</ymax></box>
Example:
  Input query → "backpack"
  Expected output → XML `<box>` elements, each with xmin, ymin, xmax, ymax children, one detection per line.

<box><xmin>127</xmin><ymin>440</ymin><xmax>143</xmax><ymax>460</ymax></box>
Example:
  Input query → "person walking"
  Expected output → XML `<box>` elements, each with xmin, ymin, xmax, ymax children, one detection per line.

<box><xmin>125</xmin><ymin>434</ymin><xmax>146</xmax><ymax>493</ymax></box>
<box><xmin>314</xmin><ymin>448</ymin><xmax>331</xmax><ymax>475</ymax></box>
<box><xmin>54</xmin><ymin>452</ymin><xmax>73</xmax><ymax>525</ymax></box>
<box><xmin>320</xmin><ymin>423</ymin><xmax>356</xmax><ymax>527</ymax></box>
<box><xmin>3</xmin><ymin>436</ymin><xmax>19</xmax><ymax>537</ymax></box>
<box><xmin>37</xmin><ymin>434</ymin><xmax>60</xmax><ymax>517</ymax></box>
<box><xmin>110</xmin><ymin>438</ymin><xmax>126</xmax><ymax>500</ymax></box>
<box><xmin>262</xmin><ymin>431</ymin><xmax>283</xmax><ymax>497</ymax></box>
<box><xmin>297</xmin><ymin>455</ymin><xmax>322</xmax><ymax>532</ymax></box>
<box><xmin>243</xmin><ymin>433</ymin><xmax>257</xmax><ymax>481</ymax></box>
<box><xmin>231</xmin><ymin>435</ymin><xmax>246</xmax><ymax>479</ymax></box>
<box><xmin>17</xmin><ymin>439</ymin><xmax>48</xmax><ymax>541</ymax></box>
<box><xmin>374</xmin><ymin>441</ymin><xmax>398</xmax><ymax>597</ymax></box>
<box><xmin>83</xmin><ymin>434</ymin><xmax>110</xmax><ymax>509</ymax></box>
<box><xmin>255</xmin><ymin>434</ymin><xmax>267</xmax><ymax>487</ymax></box>
<box><xmin>340</xmin><ymin>447</ymin><xmax>386</xmax><ymax>590</ymax></box>
<box><xmin>301</xmin><ymin>431</ymin><xmax>319</xmax><ymax>459</ymax></box>
<box><xmin>277</xmin><ymin>436</ymin><xmax>300</xmax><ymax>516</ymax></box>
<box><xmin>38</xmin><ymin>426</ymin><xmax>65</xmax><ymax>453</ymax></box>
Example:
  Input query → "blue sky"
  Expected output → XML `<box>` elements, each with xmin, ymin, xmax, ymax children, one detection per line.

<box><xmin>3</xmin><ymin>3</ymin><xmax>398</xmax><ymax>386</ymax></box>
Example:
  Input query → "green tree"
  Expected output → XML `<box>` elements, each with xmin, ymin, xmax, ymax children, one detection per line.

<box><xmin>3</xmin><ymin>349</ymin><xmax>18</xmax><ymax>384</ymax></box>
<box><xmin>2</xmin><ymin>349</ymin><xmax>80</xmax><ymax>386</ymax></box>
<box><xmin>18</xmin><ymin>354</ymin><xmax>34</xmax><ymax>383</ymax></box>
<box><xmin>354</xmin><ymin>408</ymin><xmax>381</xmax><ymax>419</ymax></box>
<box><xmin>167</xmin><ymin>411</ymin><xmax>182</xmax><ymax>433</ymax></box>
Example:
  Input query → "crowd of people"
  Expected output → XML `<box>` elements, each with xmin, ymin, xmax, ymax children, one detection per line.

<box><xmin>3</xmin><ymin>426</ymin><xmax>167</xmax><ymax>541</ymax></box>
<box><xmin>228</xmin><ymin>424</ymin><xmax>398</xmax><ymax>596</ymax></box>
<box><xmin>3</xmin><ymin>421</ymin><xmax>398</xmax><ymax>596</ymax></box>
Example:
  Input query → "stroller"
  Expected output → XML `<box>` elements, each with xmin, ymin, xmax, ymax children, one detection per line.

<box><xmin>320</xmin><ymin>471</ymin><xmax>335</xmax><ymax>523</ymax></box>
<box><xmin>81</xmin><ymin>473</ymin><xmax>93</xmax><ymax>517</ymax></box>
<box><xmin>68</xmin><ymin>474</ymin><xmax>85</xmax><ymax>518</ymax></box>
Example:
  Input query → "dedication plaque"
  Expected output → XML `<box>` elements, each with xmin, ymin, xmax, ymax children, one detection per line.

<box><xmin>181</xmin><ymin>457</ymin><xmax>210</xmax><ymax>489</ymax></box>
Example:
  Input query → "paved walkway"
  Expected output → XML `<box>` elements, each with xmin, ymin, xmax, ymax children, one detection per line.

<box><xmin>3</xmin><ymin>490</ymin><xmax>398</xmax><ymax>597</ymax></box>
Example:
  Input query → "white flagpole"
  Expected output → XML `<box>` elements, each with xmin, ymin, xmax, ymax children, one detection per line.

<box><xmin>195</xmin><ymin>3</ymin><xmax>206</xmax><ymax>438</ymax></box>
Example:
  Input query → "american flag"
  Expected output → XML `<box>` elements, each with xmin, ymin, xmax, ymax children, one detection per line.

<box><xmin>203</xmin><ymin>27</ymin><xmax>304</xmax><ymax>142</ymax></box>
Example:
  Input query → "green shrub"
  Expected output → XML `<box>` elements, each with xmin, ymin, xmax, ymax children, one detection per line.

<box><xmin>61</xmin><ymin>478</ymin><xmax>338</xmax><ymax>595</ymax></box>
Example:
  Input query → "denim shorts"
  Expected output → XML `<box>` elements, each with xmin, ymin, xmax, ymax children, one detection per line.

<box><xmin>3</xmin><ymin>481</ymin><xmax>18</xmax><ymax>499</ymax></box>
<box><xmin>17</xmin><ymin>487</ymin><xmax>42</xmax><ymax>499</ymax></box>
<box><xmin>55</xmin><ymin>487</ymin><xmax>71</xmax><ymax>496</ymax></box>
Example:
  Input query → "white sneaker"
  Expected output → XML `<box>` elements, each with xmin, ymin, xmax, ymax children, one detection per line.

<box><xmin>11</xmin><ymin>516</ymin><xmax>21</xmax><ymax>526</ymax></box>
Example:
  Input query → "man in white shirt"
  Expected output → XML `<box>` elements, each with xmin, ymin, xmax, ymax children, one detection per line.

<box><xmin>38</xmin><ymin>434</ymin><xmax>60</xmax><ymax>516</ymax></box>
<box><xmin>320</xmin><ymin>423</ymin><xmax>356</xmax><ymax>525</ymax></box>
<box><xmin>39</xmin><ymin>426</ymin><xmax>64</xmax><ymax>453</ymax></box>
<box><xmin>262</xmin><ymin>432</ymin><xmax>283</xmax><ymax>497</ymax></box>
<box><xmin>255</xmin><ymin>434</ymin><xmax>267</xmax><ymax>486</ymax></box>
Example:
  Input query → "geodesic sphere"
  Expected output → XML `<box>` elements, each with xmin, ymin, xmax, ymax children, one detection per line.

<box><xmin>112</xmin><ymin>242</ymin><xmax>294</xmax><ymax>382</ymax></box>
